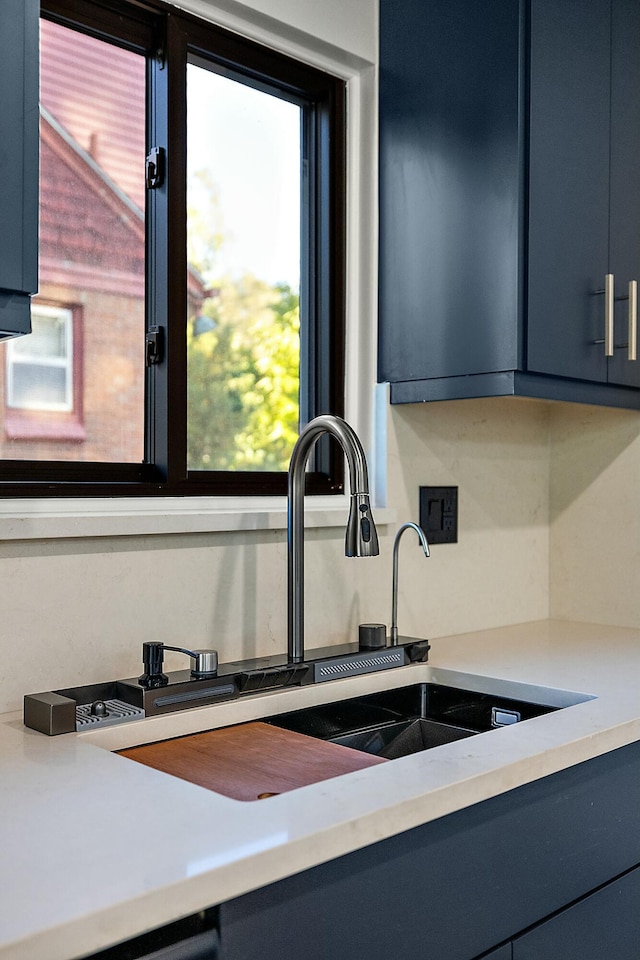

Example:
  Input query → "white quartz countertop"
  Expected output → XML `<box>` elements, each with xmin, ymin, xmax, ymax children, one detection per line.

<box><xmin>1</xmin><ymin>619</ymin><xmax>640</xmax><ymax>960</ymax></box>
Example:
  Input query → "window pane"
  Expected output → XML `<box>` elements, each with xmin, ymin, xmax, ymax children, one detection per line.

<box><xmin>186</xmin><ymin>63</ymin><xmax>301</xmax><ymax>472</ymax></box>
<box><xmin>12</xmin><ymin>313</ymin><xmax>67</xmax><ymax>359</ymax></box>
<box><xmin>0</xmin><ymin>18</ymin><xmax>146</xmax><ymax>462</ymax></box>
<box><xmin>10</xmin><ymin>364</ymin><xmax>68</xmax><ymax>410</ymax></box>
<box><xmin>6</xmin><ymin>306</ymin><xmax>72</xmax><ymax>411</ymax></box>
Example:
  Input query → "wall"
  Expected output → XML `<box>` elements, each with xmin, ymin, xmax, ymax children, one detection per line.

<box><xmin>387</xmin><ymin>399</ymin><xmax>550</xmax><ymax>640</ymax></box>
<box><xmin>550</xmin><ymin>404</ymin><xmax>640</xmax><ymax>628</ymax></box>
<box><xmin>171</xmin><ymin>0</ymin><xmax>377</xmax><ymax>63</ymax></box>
<box><xmin>0</xmin><ymin>0</ymin><xmax>554</xmax><ymax>715</ymax></box>
<box><xmin>0</xmin><ymin>397</ymin><xmax>551</xmax><ymax>713</ymax></box>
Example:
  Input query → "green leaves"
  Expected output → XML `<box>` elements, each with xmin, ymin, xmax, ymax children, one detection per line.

<box><xmin>187</xmin><ymin>275</ymin><xmax>300</xmax><ymax>472</ymax></box>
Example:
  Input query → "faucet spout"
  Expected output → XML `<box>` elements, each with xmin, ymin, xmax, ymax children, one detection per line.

<box><xmin>288</xmin><ymin>415</ymin><xmax>379</xmax><ymax>663</ymax></box>
<box><xmin>390</xmin><ymin>522</ymin><xmax>430</xmax><ymax>645</ymax></box>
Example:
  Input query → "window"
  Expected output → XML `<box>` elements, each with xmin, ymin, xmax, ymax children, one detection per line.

<box><xmin>186</xmin><ymin>64</ymin><xmax>302</xmax><ymax>473</ymax></box>
<box><xmin>7</xmin><ymin>305</ymin><xmax>73</xmax><ymax>413</ymax></box>
<box><xmin>3</xmin><ymin>302</ymin><xmax>87</xmax><ymax>446</ymax></box>
<box><xmin>0</xmin><ymin>0</ymin><xmax>346</xmax><ymax>496</ymax></box>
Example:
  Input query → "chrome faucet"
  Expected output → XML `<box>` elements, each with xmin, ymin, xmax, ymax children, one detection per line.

<box><xmin>288</xmin><ymin>415</ymin><xmax>379</xmax><ymax>663</ymax></box>
<box><xmin>390</xmin><ymin>522</ymin><xmax>430</xmax><ymax>644</ymax></box>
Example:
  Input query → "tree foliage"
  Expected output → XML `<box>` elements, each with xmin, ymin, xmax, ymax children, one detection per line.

<box><xmin>187</xmin><ymin>170</ymin><xmax>300</xmax><ymax>472</ymax></box>
<box><xmin>187</xmin><ymin>270</ymin><xmax>300</xmax><ymax>472</ymax></box>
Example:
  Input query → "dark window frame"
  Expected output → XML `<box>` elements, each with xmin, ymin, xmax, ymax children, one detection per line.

<box><xmin>0</xmin><ymin>0</ymin><xmax>346</xmax><ymax>497</ymax></box>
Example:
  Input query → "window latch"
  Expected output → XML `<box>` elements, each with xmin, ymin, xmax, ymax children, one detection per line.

<box><xmin>146</xmin><ymin>326</ymin><xmax>164</xmax><ymax>366</ymax></box>
<box><xmin>145</xmin><ymin>147</ymin><xmax>165</xmax><ymax>189</ymax></box>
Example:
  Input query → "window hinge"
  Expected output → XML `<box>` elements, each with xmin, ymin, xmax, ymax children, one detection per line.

<box><xmin>145</xmin><ymin>147</ymin><xmax>165</xmax><ymax>189</ymax></box>
<box><xmin>146</xmin><ymin>326</ymin><xmax>164</xmax><ymax>366</ymax></box>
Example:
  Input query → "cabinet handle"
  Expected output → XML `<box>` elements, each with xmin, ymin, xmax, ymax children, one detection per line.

<box><xmin>592</xmin><ymin>277</ymin><xmax>636</xmax><ymax>359</ymax></box>
<box><xmin>629</xmin><ymin>280</ymin><xmax>637</xmax><ymax>361</ymax></box>
<box><xmin>605</xmin><ymin>273</ymin><xmax>614</xmax><ymax>357</ymax></box>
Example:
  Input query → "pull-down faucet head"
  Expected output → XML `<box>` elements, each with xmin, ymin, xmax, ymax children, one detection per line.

<box><xmin>288</xmin><ymin>415</ymin><xmax>379</xmax><ymax>663</ymax></box>
<box><xmin>345</xmin><ymin>490</ymin><xmax>379</xmax><ymax>557</ymax></box>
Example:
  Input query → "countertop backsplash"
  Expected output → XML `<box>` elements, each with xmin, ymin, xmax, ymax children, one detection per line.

<box><xmin>0</xmin><ymin>398</ymin><xmax>552</xmax><ymax>714</ymax></box>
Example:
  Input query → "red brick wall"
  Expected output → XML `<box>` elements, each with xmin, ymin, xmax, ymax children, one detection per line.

<box><xmin>0</xmin><ymin>281</ymin><xmax>145</xmax><ymax>463</ymax></box>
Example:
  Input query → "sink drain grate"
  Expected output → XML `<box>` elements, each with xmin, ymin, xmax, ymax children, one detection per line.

<box><xmin>313</xmin><ymin>649</ymin><xmax>405</xmax><ymax>683</ymax></box>
<box><xmin>76</xmin><ymin>699</ymin><xmax>145</xmax><ymax>729</ymax></box>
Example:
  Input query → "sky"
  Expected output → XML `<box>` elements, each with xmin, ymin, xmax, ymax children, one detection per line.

<box><xmin>187</xmin><ymin>63</ymin><xmax>301</xmax><ymax>291</ymax></box>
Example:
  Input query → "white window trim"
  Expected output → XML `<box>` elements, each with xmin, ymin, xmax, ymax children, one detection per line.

<box><xmin>0</xmin><ymin>0</ymin><xmax>387</xmax><ymax>542</ymax></box>
<box><xmin>0</xmin><ymin>496</ymin><xmax>395</xmax><ymax>540</ymax></box>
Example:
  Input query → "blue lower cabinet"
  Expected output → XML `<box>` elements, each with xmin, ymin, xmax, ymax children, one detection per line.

<box><xmin>81</xmin><ymin>743</ymin><xmax>640</xmax><ymax>959</ymax></box>
<box><xmin>513</xmin><ymin>866</ymin><xmax>640</xmax><ymax>960</ymax></box>
<box><xmin>81</xmin><ymin>920</ymin><xmax>219</xmax><ymax>959</ymax></box>
<box><xmin>217</xmin><ymin>742</ymin><xmax>640</xmax><ymax>960</ymax></box>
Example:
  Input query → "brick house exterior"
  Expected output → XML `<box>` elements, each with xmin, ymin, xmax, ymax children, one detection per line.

<box><xmin>0</xmin><ymin>18</ymin><xmax>203</xmax><ymax>463</ymax></box>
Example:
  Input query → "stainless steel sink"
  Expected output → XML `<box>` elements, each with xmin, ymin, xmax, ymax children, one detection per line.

<box><xmin>265</xmin><ymin>681</ymin><xmax>567</xmax><ymax>760</ymax></box>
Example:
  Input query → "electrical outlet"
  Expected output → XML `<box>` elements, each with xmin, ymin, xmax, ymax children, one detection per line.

<box><xmin>419</xmin><ymin>486</ymin><xmax>458</xmax><ymax>544</ymax></box>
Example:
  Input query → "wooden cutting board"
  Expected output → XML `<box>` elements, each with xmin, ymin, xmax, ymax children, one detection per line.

<box><xmin>117</xmin><ymin>721</ymin><xmax>387</xmax><ymax>802</ymax></box>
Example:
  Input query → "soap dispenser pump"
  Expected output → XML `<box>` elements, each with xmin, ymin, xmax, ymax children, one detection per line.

<box><xmin>138</xmin><ymin>642</ymin><xmax>219</xmax><ymax>688</ymax></box>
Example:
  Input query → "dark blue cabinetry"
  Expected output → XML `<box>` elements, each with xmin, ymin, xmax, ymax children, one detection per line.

<box><xmin>379</xmin><ymin>0</ymin><xmax>640</xmax><ymax>409</ymax></box>
<box><xmin>0</xmin><ymin>0</ymin><xmax>39</xmax><ymax>340</ymax></box>
<box><xmin>478</xmin><ymin>948</ymin><xmax>511</xmax><ymax>960</ymax></box>
<box><xmin>214</xmin><ymin>741</ymin><xmax>640</xmax><ymax>960</ymax></box>
<box><xmin>513</xmin><ymin>865</ymin><xmax>640</xmax><ymax>960</ymax></box>
<box><xmin>83</xmin><ymin>741</ymin><xmax>640</xmax><ymax>959</ymax></box>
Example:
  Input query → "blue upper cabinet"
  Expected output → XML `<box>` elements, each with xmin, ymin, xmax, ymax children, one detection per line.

<box><xmin>379</xmin><ymin>0</ymin><xmax>640</xmax><ymax>408</ymax></box>
<box><xmin>0</xmin><ymin>0</ymin><xmax>39</xmax><ymax>340</ymax></box>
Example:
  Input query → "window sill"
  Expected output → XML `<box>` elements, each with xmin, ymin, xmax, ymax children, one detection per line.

<box><xmin>4</xmin><ymin>410</ymin><xmax>86</xmax><ymax>442</ymax></box>
<box><xmin>0</xmin><ymin>496</ymin><xmax>396</xmax><ymax>541</ymax></box>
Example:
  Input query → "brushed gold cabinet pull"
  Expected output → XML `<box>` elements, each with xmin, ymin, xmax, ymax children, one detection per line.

<box><xmin>628</xmin><ymin>280</ymin><xmax>637</xmax><ymax>361</ymax></box>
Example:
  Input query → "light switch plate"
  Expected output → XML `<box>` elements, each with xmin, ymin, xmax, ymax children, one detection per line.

<box><xmin>419</xmin><ymin>486</ymin><xmax>458</xmax><ymax>544</ymax></box>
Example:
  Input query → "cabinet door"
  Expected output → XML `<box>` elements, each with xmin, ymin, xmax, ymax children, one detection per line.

<box><xmin>513</xmin><ymin>866</ymin><xmax>640</xmax><ymax>960</ymax></box>
<box><xmin>82</xmin><ymin>927</ymin><xmax>219</xmax><ymax>959</ymax></box>
<box><xmin>378</xmin><ymin>0</ymin><xmax>521</xmax><ymax>384</ymax></box>
<box><xmin>0</xmin><ymin>0</ymin><xmax>38</xmax><ymax>338</ymax></box>
<box><xmin>475</xmin><ymin>947</ymin><xmax>511</xmax><ymax>960</ymax></box>
<box><xmin>607</xmin><ymin>0</ymin><xmax>640</xmax><ymax>388</ymax></box>
<box><xmin>527</xmin><ymin>0</ymin><xmax>611</xmax><ymax>385</ymax></box>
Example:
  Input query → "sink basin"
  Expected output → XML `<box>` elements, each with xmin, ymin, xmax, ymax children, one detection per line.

<box><xmin>265</xmin><ymin>681</ymin><xmax>561</xmax><ymax>760</ymax></box>
<box><xmin>111</xmin><ymin>673</ymin><xmax>594</xmax><ymax>799</ymax></box>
